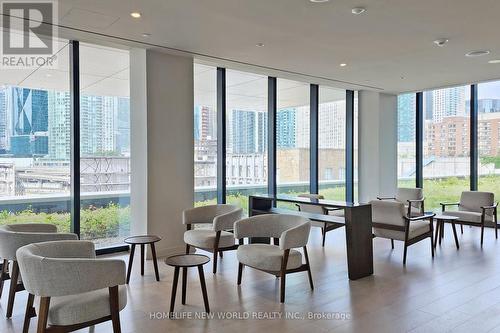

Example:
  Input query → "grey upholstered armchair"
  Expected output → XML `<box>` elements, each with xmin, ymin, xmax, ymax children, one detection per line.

<box><xmin>441</xmin><ymin>191</ymin><xmax>498</xmax><ymax>246</ymax></box>
<box><xmin>0</xmin><ymin>223</ymin><xmax>77</xmax><ymax>318</ymax></box>
<box><xmin>183</xmin><ymin>204</ymin><xmax>243</xmax><ymax>273</ymax></box>
<box><xmin>234</xmin><ymin>214</ymin><xmax>312</xmax><ymax>303</ymax></box>
<box><xmin>16</xmin><ymin>240</ymin><xmax>127</xmax><ymax>333</ymax></box>
<box><xmin>296</xmin><ymin>193</ymin><xmax>344</xmax><ymax>247</ymax></box>
<box><xmin>378</xmin><ymin>187</ymin><xmax>425</xmax><ymax>217</ymax></box>
<box><xmin>370</xmin><ymin>200</ymin><xmax>434</xmax><ymax>265</ymax></box>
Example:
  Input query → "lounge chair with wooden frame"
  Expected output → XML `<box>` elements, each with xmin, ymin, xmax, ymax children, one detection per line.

<box><xmin>234</xmin><ymin>214</ymin><xmax>312</xmax><ymax>303</ymax></box>
<box><xmin>440</xmin><ymin>191</ymin><xmax>498</xmax><ymax>247</ymax></box>
<box><xmin>370</xmin><ymin>200</ymin><xmax>434</xmax><ymax>265</ymax></box>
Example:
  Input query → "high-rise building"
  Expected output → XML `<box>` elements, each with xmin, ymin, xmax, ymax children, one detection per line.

<box><xmin>478</xmin><ymin>99</ymin><xmax>500</xmax><ymax>113</ymax></box>
<box><xmin>318</xmin><ymin>100</ymin><xmax>346</xmax><ymax>149</ymax></box>
<box><xmin>431</xmin><ymin>87</ymin><xmax>466</xmax><ymax>122</ymax></box>
<box><xmin>8</xmin><ymin>87</ymin><xmax>49</xmax><ymax>156</ymax></box>
<box><xmin>48</xmin><ymin>91</ymin><xmax>70</xmax><ymax>160</ymax></box>
<box><xmin>0</xmin><ymin>88</ymin><xmax>7</xmax><ymax>153</ymax></box>
<box><xmin>397</xmin><ymin>94</ymin><xmax>416</xmax><ymax>142</ymax></box>
<box><xmin>277</xmin><ymin>108</ymin><xmax>296</xmax><ymax>148</ymax></box>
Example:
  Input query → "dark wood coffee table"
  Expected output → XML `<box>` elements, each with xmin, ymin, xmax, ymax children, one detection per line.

<box><xmin>124</xmin><ymin>235</ymin><xmax>161</xmax><ymax>283</ymax></box>
<box><xmin>434</xmin><ymin>215</ymin><xmax>460</xmax><ymax>249</ymax></box>
<box><xmin>165</xmin><ymin>254</ymin><xmax>210</xmax><ymax>313</ymax></box>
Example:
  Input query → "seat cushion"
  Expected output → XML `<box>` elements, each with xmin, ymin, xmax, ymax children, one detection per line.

<box><xmin>184</xmin><ymin>229</ymin><xmax>235</xmax><ymax>249</ymax></box>
<box><xmin>444</xmin><ymin>211</ymin><xmax>486</xmax><ymax>223</ymax></box>
<box><xmin>46</xmin><ymin>285</ymin><xmax>127</xmax><ymax>326</ymax></box>
<box><xmin>237</xmin><ymin>244</ymin><xmax>302</xmax><ymax>272</ymax></box>
<box><xmin>373</xmin><ymin>220</ymin><xmax>431</xmax><ymax>241</ymax></box>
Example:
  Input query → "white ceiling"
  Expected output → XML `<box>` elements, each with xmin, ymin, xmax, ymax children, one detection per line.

<box><xmin>4</xmin><ymin>0</ymin><xmax>500</xmax><ymax>94</ymax></box>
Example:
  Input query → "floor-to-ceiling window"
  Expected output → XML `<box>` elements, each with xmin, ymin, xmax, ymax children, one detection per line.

<box><xmin>0</xmin><ymin>37</ymin><xmax>71</xmax><ymax>232</ymax></box>
<box><xmin>478</xmin><ymin>81</ymin><xmax>500</xmax><ymax>200</ymax></box>
<box><xmin>194</xmin><ymin>64</ymin><xmax>217</xmax><ymax>207</ymax></box>
<box><xmin>276</xmin><ymin>79</ymin><xmax>310</xmax><ymax>195</ymax></box>
<box><xmin>397</xmin><ymin>93</ymin><xmax>417</xmax><ymax>188</ymax></box>
<box><xmin>79</xmin><ymin>43</ymin><xmax>130</xmax><ymax>248</ymax></box>
<box><xmin>318</xmin><ymin>86</ymin><xmax>346</xmax><ymax>200</ymax></box>
<box><xmin>225</xmin><ymin>70</ymin><xmax>268</xmax><ymax>213</ymax></box>
<box><xmin>423</xmin><ymin>86</ymin><xmax>470</xmax><ymax>210</ymax></box>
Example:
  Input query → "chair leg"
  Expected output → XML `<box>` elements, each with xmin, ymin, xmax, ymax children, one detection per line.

<box><xmin>303</xmin><ymin>246</ymin><xmax>314</xmax><ymax>290</ymax></box>
<box><xmin>37</xmin><ymin>297</ymin><xmax>50</xmax><ymax>333</ymax></box>
<box><xmin>23</xmin><ymin>293</ymin><xmax>35</xmax><ymax>333</ymax></box>
<box><xmin>391</xmin><ymin>239</ymin><xmax>394</xmax><ymax>249</ymax></box>
<box><xmin>109</xmin><ymin>286</ymin><xmax>122</xmax><ymax>333</ymax></box>
<box><xmin>6</xmin><ymin>260</ymin><xmax>19</xmax><ymax>318</ymax></box>
<box><xmin>212</xmin><ymin>249</ymin><xmax>218</xmax><ymax>274</ymax></box>
<box><xmin>481</xmin><ymin>223</ymin><xmax>485</xmax><ymax>247</ymax></box>
<box><xmin>0</xmin><ymin>259</ymin><xmax>8</xmax><ymax>299</ymax></box>
<box><xmin>237</xmin><ymin>263</ymin><xmax>243</xmax><ymax>285</ymax></box>
<box><xmin>403</xmin><ymin>243</ymin><xmax>408</xmax><ymax>265</ymax></box>
<box><xmin>185</xmin><ymin>244</ymin><xmax>190</xmax><ymax>254</ymax></box>
<box><xmin>461</xmin><ymin>224</ymin><xmax>463</xmax><ymax>234</ymax></box>
<box><xmin>322</xmin><ymin>223</ymin><xmax>327</xmax><ymax>247</ymax></box>
<box><xmin>219</xmin><ymin>251</ymin><xmax>223</xmax><ymax>258</ymax></box>
<box><xmin>280</xmin><ymin>250</ymin><xmax>290</xmax><ymax>303</ymax></box>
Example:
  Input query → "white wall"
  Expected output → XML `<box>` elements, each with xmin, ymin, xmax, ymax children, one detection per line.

<box><xmin>358</xmin><ymin>91</ymin><xmax>398</xmax><ymax>202</ymax></box>
<box><xmin>130</xmin><ymin>48</ymin><xmax>148</xmax><ymax>236</ymax></box>
<box><xmin>130</xmin><ymin>49</ymin><xmax>194</xmax><ymax>257</ymax></box>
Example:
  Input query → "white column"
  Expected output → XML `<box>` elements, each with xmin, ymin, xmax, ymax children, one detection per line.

<box><xmin>358</xmin><ymin>91</ymin><xmax>398</xmax><ymax>203</ymax></box>
<box><xmin>130</xmin><ymin>49</ymin><xmax>194</xmax><ymax>257</ymax></box>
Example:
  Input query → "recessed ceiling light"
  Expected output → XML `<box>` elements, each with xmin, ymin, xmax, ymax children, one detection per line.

<box><xmin>433</xmin><ymin>38</ymin><xmax>449</xmax><ymax>47</ymax></box>
<box><xmin>130</xmin><ymin>12</ymin><xmax>141</xmax><ymax>18</ymax></box>
<box><xmin>256</xmin><ymin>43</ymin><xmax>265</xmax><ymax>47</ymax></box>
<box><xmin>141</xmin><ymin>33</ymin><xmax>151</xmax><ymax>37</ymax></box>
<box><xmin>488</xmin><ymin>59</ymin><xmax>500</xmax><ymax>64</ymax></box>
<box><xmin>351</xmin><ymin>7</ymin><xmax>366</xmax><ymax>15</ymax></box>
<box><xmin>466</xmin><ymin>50</ymin><xmax>490</xmax><ymax>57</ymax></box>
<box><xmin>340</xmin><ymin>63</ymin><xmax>347</xmax><ymax>67</ymax></box>
<box><xmin>310</xmin><ymin>0</ymin><xmax>329</xmax><ymax>3</ymax></box>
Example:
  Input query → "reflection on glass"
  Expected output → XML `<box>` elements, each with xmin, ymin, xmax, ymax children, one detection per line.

<box><xmin>79</xmin><ymin>43</ymin><xmax>130</xmax><ymax>248</ymax></box>
<box><xmin>318</xmin><ymin>86</ymin><xmax>346</xmax><ymax>200</ymax></box>
<box><xmin>194</xmin><ymin>64</ymin><xmax>217</xmax><ymax>207</ymax></box>
<box><xmin>423</xmin><ymin>86</ymin><xmax>470</xmax><ymax>210</ymax></box>
<box><xmin>397</xmin><ymin>93</ymin><xmax>416</xmax><ymax>188</ymax></box>
<box><xmin>225</xmin><ymin>70</ymin><xmax>267</xmax><ymax>214</ymax></box>
<box><xmin>0</xmin><ymin>38</ymin><xmax>71</xmax><ymax>232</ymax></box>
<box><xmin>478</xmin><ymin>81</ymin><xmax>500</xmax><ymax>201</ymax></box>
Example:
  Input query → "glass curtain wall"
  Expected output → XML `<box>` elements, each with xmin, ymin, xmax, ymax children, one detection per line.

<box><xmin>0</xmin><ymin>37</ymin><xmax>71</xmax><ymax>232</ymax></box>
<box><xmin>225</xmin><ymin>70</ymin><xmax>268</xmax><ymax>213</ymax></box>
<box><xmin>276</xmin><ymin>79</ymin><xmax>310</xmax><ymax>196</ymax></box>
<box><xmin>423</xmin><ymin>86</ymin><xmax>470</xmax><ymax>211</ymax></box>
<box><xmin>478</xmin><ymin>81</ymin><xmax>500</xmax><ymax>200</ymax></box>
<box><xmin>79</xmin><ymin>43</ymin><xmax>131</xmax><ymax>248</ymax></box>
<box><xmin>194</xmin><ymin>64</ymin><xmax>217</xmax><ymax>206</ymax></box>
<box><xmin>397</xmin><ymin>93</ymin><xmax>417</xmax><ymax>188</ymax></box>
<box><xmin>318</xmin><ymin>86</ymin><xmax>346</xmax><ymax>200</ymax></box>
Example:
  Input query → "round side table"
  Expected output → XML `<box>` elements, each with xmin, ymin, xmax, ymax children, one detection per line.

<box><xmin>165</xmin><ymin>254</ymin><xmax>210</xmax><ymax>314</ymax></box>
<box><xmin>124</xmin><ymin>235</ymin><xmax>161</xmax><ymax>283</ymax></box>
<box><xmin>434</xmin><ymin>215</ymin><xmax>460</xmax><ymax>249</ymax></box>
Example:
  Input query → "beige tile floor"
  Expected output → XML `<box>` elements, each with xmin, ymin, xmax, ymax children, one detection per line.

<box><xmin>1</xmin><ymin>224</ymin><xmax>500</xmax><ymax>333</ymax></box>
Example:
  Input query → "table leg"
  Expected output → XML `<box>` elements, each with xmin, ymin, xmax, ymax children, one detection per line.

<box><xmin>451</xmin><ymin>222</ymin><xmax>460</xmax><ymax>249</ymax></box>
<box><xmin>140</xmin><ymin>244</ymin><xmax>145</xmax><ymax>276</ymax></box>
<box><xmin>150</xmin><ymin>243</ymin><xmax>160</xmax><ymax>281</ymax></box>
<box><xmin>182</xmin><ymin>268</ymin><xmax>187</xmax><ymax>305</ymax></box>
<box><xmin>434</xmin><ymin>220</ymin><xmax>440</xmax><ymax>248</ymax></box>
<box><xmin>198</xmin><ymin>266</ymin><xmax>210</xmax><ymax>313</ymax></box>
<box><xmin>126</xmin><ymin>244</ymin><xmax>136</xmax><ymax>284</ymax></box>
<box><xmin>170</xmin><ymin>267</ymin><xmax>180</xmax><ymax>314</ymax></box>
<box><xmin>439</xmin><ymin>221</ymin><xmax>443</xmax><ymax>245</ymax></box>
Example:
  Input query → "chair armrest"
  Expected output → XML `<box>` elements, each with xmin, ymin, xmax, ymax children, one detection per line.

<box><xmin>1</xmin><ymin>233</ymin><xmax>78</xmax><ymax>261</ymax></box>
<box><xmin>407</xmin><ymin>198</ymin><xmax>424</xmax><ymax>203</ymax></box>
<box><xmin>481</xmin><ymin>203</ymin><xmax>498</xmax><ymax>214</ymax></box>
<box><xmin>29</xmin><ymin>258</ymin><xmax>126</xmax><ymax>297</ymax></box>
<box><xmin>280</xmin><ymin>222</ymin><xmax>311</xmax><ymax>250</ymax></box>
<box><xmin>377</xmin><ymin>197</ymin><xmax>396</xmax><ymax>201</ymax></box>
<box><xmin>440</xmin><ymin>202</ymin><xmax>459</xmax><ymax>212</ymax></box>
<box><xmin>213</xmin><ymin>208</ymin><xmax>243</xmax><ymax>231</ymax></box>
<box><xmin>406</xmin><ymin>213</ymin><xmax>435</xmax><ymax>221</ymax></box>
